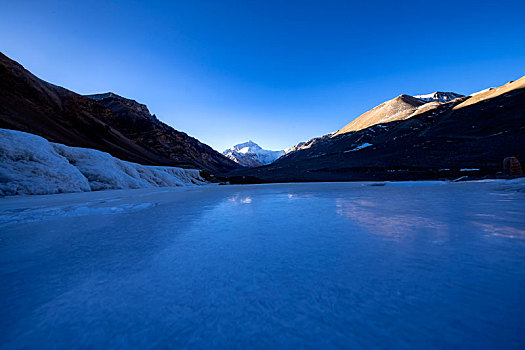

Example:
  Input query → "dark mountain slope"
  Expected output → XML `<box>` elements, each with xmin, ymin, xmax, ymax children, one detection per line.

<box><xmin>0</xmin><ymin>52</ymin><xmax>239</xmax><ymax>173</ymax></box>
<box><xmin>85</xmin><ymin>92</ymin><xmax>239</xmax><ymax>172</ymax></box>
<box><xmin>225</xmin><ymin>77</ymin><xmax>525</xmax><ymax>182</ymax></box>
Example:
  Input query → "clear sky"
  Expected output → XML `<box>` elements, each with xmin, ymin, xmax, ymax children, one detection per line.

<box><xmin>1</xmin><ymin>0</ymin><xmax>524</xmax><ymax>152</ymax></box>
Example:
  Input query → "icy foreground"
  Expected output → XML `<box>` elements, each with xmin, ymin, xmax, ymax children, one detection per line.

<box><xmin>0</xmin><ymin>129</ymin><xmax>205</xmax><ymax>196</ymax></box>
<box><xmin>1</xmin><ymin>181</ymin><xmax>525</xmax><ymax>348</ymax></box>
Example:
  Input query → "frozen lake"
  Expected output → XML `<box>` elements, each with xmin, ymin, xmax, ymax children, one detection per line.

<box><xmin>1</xmin><ymin>181</ymin><xmax>525</xmax><ymax>349</ymax></box>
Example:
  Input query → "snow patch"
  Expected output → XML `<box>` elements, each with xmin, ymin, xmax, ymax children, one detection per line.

<box><xmin>345</xmin><ymin>143</ymin><xmax>373</xmax><ymax>152</ymax></box>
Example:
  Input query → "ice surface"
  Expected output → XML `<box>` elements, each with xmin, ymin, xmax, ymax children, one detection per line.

<box><xmin>1</xmin><ymin>180</ymin><xmax>525</xmax><ymax>348</ymax></box>
<box><xmin>0</xmin><ymin>129</ymin><xmax>205</xmax><ymax>196</ymax></box>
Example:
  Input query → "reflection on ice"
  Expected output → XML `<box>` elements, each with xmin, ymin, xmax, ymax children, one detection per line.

<box><xmin>1</xmin><ymin>181</ymin><xmax>525</xmax><ymax>348</ymax></box>
<box><xmin>472</xmin><ymin>222</ymin><xmax>525</xmax><ymax>239</ymax></box>
<box><xmin>228</xmin><ymin>194</ymin><xmax>253</xmax><ymax>203</ymax></box>
<box><xmin>335</xmin><ymin>198</ymin><xmax>448</xmax><ymax>240</ymax></box>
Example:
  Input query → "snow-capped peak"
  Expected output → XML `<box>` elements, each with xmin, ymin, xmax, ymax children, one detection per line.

<box><xmin>223</xmin><ymin>141</ymin><xmax>285</xmax><ymax>167</ymax></box>
<box><xmin>414</xmin><ymin>91</ymin><xmax>464</xmax><ymax>103</ymax></box>
<box><xmin>232</xmin><ymin>140</ymin><xmax>262</xmax><ymax>154</ymax></box>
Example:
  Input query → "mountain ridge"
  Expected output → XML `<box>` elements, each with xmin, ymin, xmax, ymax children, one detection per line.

<box><xmin>0</xmin><ymin>52</ymin><xmax>240</xmax><ymax>173</ymax></box>
<box><xmin>223</xmin><ymin>77</ymin><xmax>525</xmax><ymax>182</ymax></box>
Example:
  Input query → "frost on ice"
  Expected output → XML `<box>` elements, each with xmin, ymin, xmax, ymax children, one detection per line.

<box><xmin>0</xmin><ymin>129</ymin><xmax>206</xmax><ymax>196</ymax></box>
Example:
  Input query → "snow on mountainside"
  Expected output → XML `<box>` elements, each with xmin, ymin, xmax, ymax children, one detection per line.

<box><xmin>0</xmin><ymin>129</ymin><xmax>206</xmax><ymax>196</ymax></box>
<box><xmin>223</xmin><ymin>141</ymin><xmax>285</xmax><ymax>167</ymax></box>
<box><xmin>414</xmin><ymin>91</ymin><xmax>464</xmax><ymax>103</ymax></box>
<box><xmin>470</xmin><ymin>87</ymin><xmax>494</xmax><ymax>96</ymax></box>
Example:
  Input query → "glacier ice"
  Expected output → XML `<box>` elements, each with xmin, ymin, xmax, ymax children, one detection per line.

<box><xmin>0</xmin><ymin>129</ymin><xmax>205</xmax><ymax>196</ymax></box>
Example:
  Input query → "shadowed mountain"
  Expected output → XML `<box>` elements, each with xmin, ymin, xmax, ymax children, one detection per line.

<box><xmin>0</xmin><ymin>52</ymin><xmax>239</xmax><ymax>173</ymax></box>
<box><xmin>85</xmin><ymin>92</ymin><xmax>240</xmax><ymax>172</ymax></box>
<box><xmin>223</xmin><ymin>77</ymin><xmax>525</xmax><ymax>183</ymax></box>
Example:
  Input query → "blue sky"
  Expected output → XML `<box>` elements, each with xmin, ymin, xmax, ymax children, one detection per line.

<box><xmin>1</xmin><ymin>0</ymin><xmax>524</xmax><ymax>151</ymax></box>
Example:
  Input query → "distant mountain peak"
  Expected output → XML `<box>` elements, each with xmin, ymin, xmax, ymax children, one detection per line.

<box><xmin>414</xmin><ymin>91</ymin><xmax>464</xmax><ymax>103</ymax></box>
<box><xmin>223</xmin><ymin>141</ymin><xmax>284</xmax><ymax>167</ymax></box>
<box><xmin>230</xmin><ymin>140</ymin><xmax>262</xmax><ymax>154</ymax></box>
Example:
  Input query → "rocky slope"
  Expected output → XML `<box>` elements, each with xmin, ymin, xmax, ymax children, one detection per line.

<box><xmin>222</xmin><ymin>141</ymin><xmax>284</xmax><ymax>167</ymax></box>
<box><xmin>224</xmin><ymin>77</ymin><xmax>525</xmax><ymax>183</ymax></box>
<box><xmin>85</xmin><ymin>92</ymin><xmax>239</xmax><ymax>172</ymax></box>
<box><xmin>0</xmin><ymin>52</ymin><xmax>239</xmax><ymax>173</ymax></box>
